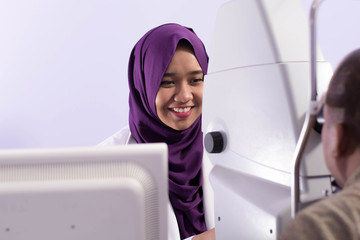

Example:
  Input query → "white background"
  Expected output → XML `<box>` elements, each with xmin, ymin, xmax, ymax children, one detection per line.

<box><xmin>0</xmin><ymin>0</ymin><xmax>359</xmax><ymax>149</ymax></box>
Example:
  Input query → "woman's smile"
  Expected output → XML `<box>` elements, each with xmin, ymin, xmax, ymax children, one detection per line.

<box><xmin>169</xmin><ymin>106</ymin><xmax>193</xmax><ymax>118</ymax></box>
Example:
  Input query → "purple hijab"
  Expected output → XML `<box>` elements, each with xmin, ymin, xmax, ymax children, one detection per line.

<box><xmin>128</xmin><ymin>23</ymin><xmax>209</xmax><ymax>239</ymax></box>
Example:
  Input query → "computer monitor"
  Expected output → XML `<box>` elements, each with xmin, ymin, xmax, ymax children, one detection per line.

<box><xmin>0</xmin><ymin>143</ymin><xmax>168</xmax><ymax>240</ymax></box>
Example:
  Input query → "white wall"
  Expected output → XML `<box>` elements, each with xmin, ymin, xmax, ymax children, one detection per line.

<box><xmin>0</xmin><ymin>0</ymin><xmax>359</xmax><ymax>149</ymax></box>
<box><xmin>302</xmin><ymin>0</ymin><xmax>360</xmax><ymax>68</ymax></box>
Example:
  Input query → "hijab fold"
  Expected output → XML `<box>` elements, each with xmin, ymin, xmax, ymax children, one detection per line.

<box><xmin>128</xmin><ymin>23</ymin><xmax>209</xmax><ymax>239</ymax></box>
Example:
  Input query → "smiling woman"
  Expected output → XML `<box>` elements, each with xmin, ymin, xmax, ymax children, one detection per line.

<box><xmin>156</xmin><ymin>40</ymin><xmax>204</xmax><ymax>131</ymax></box>
<box><xmin>99</xmin><ymin>23</ymin><xmax>215</xmax><ymax>240</ymax></box>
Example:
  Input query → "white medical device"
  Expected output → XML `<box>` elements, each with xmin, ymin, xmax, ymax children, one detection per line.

<box><xmin>202</xmin><ymin>0</ymin><xmax>333</xmax><ymax>238</ymax></box>
<box><xmin>0</xmin><ymin>144</ymin><xmax>168</xmax><ymax>240</ymax></box>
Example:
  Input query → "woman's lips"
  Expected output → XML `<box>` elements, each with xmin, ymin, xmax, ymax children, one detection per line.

<box><xmin>169</xmin><ymin>107</ymin><xmax>193</xmax><ymax>118</ymax></box>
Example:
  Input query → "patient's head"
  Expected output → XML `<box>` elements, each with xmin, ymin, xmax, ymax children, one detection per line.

<box><xmin>321</xmin><ymin>48</ymin><xmax>360</xmax><ymax>186</ymax></box>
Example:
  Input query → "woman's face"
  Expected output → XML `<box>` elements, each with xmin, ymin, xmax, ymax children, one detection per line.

<box><xmin>155</xmin><ymin>45</ymin><xmax>204</xmax><ymax>131</ymax></box>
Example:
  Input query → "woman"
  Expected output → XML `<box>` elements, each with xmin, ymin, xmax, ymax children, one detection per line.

<box><xmin>100</xmin><ymin>23</ymin><xmax>215</xmax><ymax>240</ymax></box>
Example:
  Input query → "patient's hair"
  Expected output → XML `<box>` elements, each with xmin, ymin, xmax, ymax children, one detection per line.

<box><xmin>326</xmin><ymin>48</ymin><xmax>360</xmax><ymax>153</ymax></box>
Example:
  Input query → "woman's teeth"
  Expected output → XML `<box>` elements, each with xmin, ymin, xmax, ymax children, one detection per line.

<box><xmin>172</xmin><ymin>107</ymin><xmax>191</xmax><ymax>113</ymax></box>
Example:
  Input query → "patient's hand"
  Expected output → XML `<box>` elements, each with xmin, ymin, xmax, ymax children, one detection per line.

<box><xmin>193</xmin><ymin>228</ymin><xmax>215</xmax><ymax>240</ymax></box>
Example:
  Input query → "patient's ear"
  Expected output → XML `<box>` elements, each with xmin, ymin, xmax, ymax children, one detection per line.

<box><xmin>335</xmin><ymin>123</ymin><xmax>354</xmax><ymax>158</ymax></box>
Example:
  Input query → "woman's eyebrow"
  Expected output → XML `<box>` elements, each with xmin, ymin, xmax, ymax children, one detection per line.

<box><xmin>163</xmin><ymin>72</ymin><xmax>176</xmax><ymax>77</ymax></box>
<box><xmin>188</xmin><ymin>70</ymin><xmax>203</xmax><ymax>75</ymax></box>
<box><xmin>163</xmin><ymin>70</ymin><xmax>203</xmax><ymax>77</ymax></box>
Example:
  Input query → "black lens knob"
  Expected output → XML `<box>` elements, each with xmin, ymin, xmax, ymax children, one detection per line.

<box><xmin>204</xmin><ymin>131</ymin><xmax>225</xmax><ymax>153</ymax></box>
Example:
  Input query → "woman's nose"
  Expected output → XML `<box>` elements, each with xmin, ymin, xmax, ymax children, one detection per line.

<box><xmin>174</xmin><ymin>83</ymin><xmax>193</xmax><ymax>103</ymax></box>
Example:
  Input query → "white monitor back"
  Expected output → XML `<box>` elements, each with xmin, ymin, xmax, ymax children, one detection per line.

<box><xmin>0</xmin><ymin>144</ymin><xmax>168</xmax><ymax>240</ymax></box>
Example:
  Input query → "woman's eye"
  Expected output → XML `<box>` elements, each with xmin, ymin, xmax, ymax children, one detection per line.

<box><xmin>191</xmin><ymin>78</ymin><xmax>204</xmax><ymax>84</ymax></box>
<box><xmin>160</xmin><ymin>80</ymin><xmax>174</xmax><ymax>87</ymax></box>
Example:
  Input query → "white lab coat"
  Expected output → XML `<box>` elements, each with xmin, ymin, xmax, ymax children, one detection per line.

<box><xmin>99</xmin><ymin>126</ymin><xmax>215</xmax><ymax>240</ymax></box>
